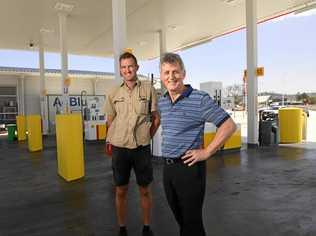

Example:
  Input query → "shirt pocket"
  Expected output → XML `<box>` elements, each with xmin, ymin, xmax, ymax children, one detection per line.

<box><xmin>135</xmin><ymin>96</ymin><xmax>149</xmax><ymax>115</ymax></box>
<box><xmin>113</xmin><ymin>97</ymin><xmax>125</xmax><ymax>114</ymax></box>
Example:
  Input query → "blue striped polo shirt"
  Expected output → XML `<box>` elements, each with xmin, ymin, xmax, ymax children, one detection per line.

<box><xmin>158</xmin><ymin>85</ymin><xmax>230</xmax><ymax>158</ymax></box>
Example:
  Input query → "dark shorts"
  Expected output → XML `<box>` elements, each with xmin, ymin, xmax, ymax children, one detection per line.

<box><xmin>111</xmin><ymin>145</ymin><xmax>153</xmax><ymax>187</ymax></box>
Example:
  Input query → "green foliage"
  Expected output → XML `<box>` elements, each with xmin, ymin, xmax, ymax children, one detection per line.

<box><xmin>309</xmin><ymin>96</ymin><xmax>316</xmax><ymax>104</ymax></box>
<box><xmin>234</xmin><ymin>96</ymin><xmax>243</xmax><ymax>105</ymax></box>
<box><xmin>296</xmin><ymin>92</ymin><xmax>310</xmax><ymax>101</ymax></box>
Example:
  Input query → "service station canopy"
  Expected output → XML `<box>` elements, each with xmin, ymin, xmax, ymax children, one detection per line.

<box><xmin>0</xmin><ymin>0</ymin><xmax>313</xmax><ymax>60</ymax></box>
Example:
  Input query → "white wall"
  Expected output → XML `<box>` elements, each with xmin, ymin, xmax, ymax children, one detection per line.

<box><xmin>0</xmin><ymin>74</ymin><xmax>118</xmax><ymax>115</ymax></box>
<box><xmin>0</xmin><ymin>75</ymin><xmax>18</xmax><ymax>86</ymax></box>
<box><xmin>24</xmin><ymin>76</ymin><xmax>41</xmax><ymax>115</ymax></box>
<box><xmin>95</xmin><ymin>78</ymin><xmax>120</xmax><ymax>96</ymax></box>
<box><xmin>45</xmin><ymin>76</ymin><xmax>119</xmax><ymax>96</ymax></box>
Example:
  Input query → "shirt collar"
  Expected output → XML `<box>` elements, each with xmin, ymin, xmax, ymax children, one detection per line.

<box><xmin>120</xmin><ymin>77</ymin><xmax>141</xmax><ymax>88</ymax></box>
<box><xmin>182</xmin><ymin>84</ymin><xmax>193</xmax><ymax>97</ymax></box>
<box><xmin>164</xmin><ymin>84</ymin><xmax>193</xmax><ymax>98</ymax></box>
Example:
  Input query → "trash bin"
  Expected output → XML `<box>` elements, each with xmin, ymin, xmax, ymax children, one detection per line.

<box><xmin>259</xmin><ymin>120</ymin><xmax>279</xmax><ymax>146</ymax></box>
<box><xmin>7</xmin><ymin>124</ymin><xmax>17</xmax><ymax>141</ymax></box>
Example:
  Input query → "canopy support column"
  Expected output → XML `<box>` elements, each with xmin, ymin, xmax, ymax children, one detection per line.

<box><xmin>246</xmin><ymin>0</ymin><xmax>259</xmax><ymax>146</ymax></box>
<box><xmin>58</xmin><ymin>12</ymin><xmax>70</xmax><ymax>113</ymax></box>
<box><xmin>112</xmin><ymin>0</ymin><xmax>127</xmax><ymax>81</ymax></box>
<box><xmin>39</xmin><ymin>31</ymin><xmax>48</xmax><ymax>134</ymax></box>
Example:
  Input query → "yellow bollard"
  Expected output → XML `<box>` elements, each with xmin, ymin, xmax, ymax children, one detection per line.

<box><xmin>26</xmin><ymin>115</ymin><xmax>43</xmax><ymax>151</ymax></box>
<box><xmin>223</xmin><ymin>124</ymin><xmax>242</xmax><ymax>150</ymax></box>
<box><xmin>279</xmin><ymin>108</ymin><xmax>303</xmax><ymax>143</ymax></box>
<box><xmin>97</xmin><ymin>124</ymin><xmax>107</xmax><ymax>140</ymax></box>
<box><xmin>16</xmin><ymin>115</ymin><xmax>27</xmax><ymax>141</ymax></box>
<box><xmin>55</xmin><ymin>113</ymin><xmax>84</xmax><ymax>181</ymax></box>
<box><xmin>204</xmin><ymin>124</ymin><xmax>241</xmax><ymax>150</ymax></box>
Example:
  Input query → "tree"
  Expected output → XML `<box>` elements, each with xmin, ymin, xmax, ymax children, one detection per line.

<box><xmin>296</xmin><ymin>92</ymin><xmax>309</xmax><ymax>101</ymax></box>
<box><xmin>225</xmin><ymin>84</ymin><xmax>243</xmax><ymax>106</ymax></box>
<box><xmin>225</xmin><ymin>84</ymin><xmax>243</xmax><ymax>97</ymax></box>
<box><xmin>225</xmin><ymin>84</ymin><xmax>244</xmax><ymax>105</ymax></box>
<box><xmin>296</xmin><ymin>92</ymin><xmax>310</xmax><ymax>104</ymax></box>
<box><xmin>309</xmin><ymin>96</ymin><xmax>316</xmax><ymax>104</ymax></box>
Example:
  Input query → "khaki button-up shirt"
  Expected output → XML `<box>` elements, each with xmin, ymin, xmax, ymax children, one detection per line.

<box><xmin>105</xmin><ymin>79</ymin><xmax>157</xmax><ymax>149</ymax></box>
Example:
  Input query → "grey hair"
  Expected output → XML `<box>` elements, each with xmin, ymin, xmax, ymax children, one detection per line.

<box><xmin>160</xmin><ymin>52</ymin><xmax>185</xmax><ymax>72</ymax></box>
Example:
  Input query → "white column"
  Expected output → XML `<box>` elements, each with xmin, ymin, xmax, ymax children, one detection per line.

<box><xmin>246</xmin><ymin>0</ymin><xmax>258</xmax><ymax>145</ymax></box>
<box><xmin>58</xmin><ymin>12</ymin><xmax>70</xmax><ymax>113</ymax></box>
<box><xmin>158</xmin><ymin>29</ymin><xmax>167</xmax><ymax>91</ymax></box>
<box><xmin>158</xmin><ymin>29</ymin><xmax>167</xmax><ymax>56</ymax></box>
<box><xmin>39</xmin><ymin>32</ymin><xmax>49</xmax><ymax>134</ymax></box>
<box><xmin>92</xmin><ymin>78</ymin><xmax>97</xmax><ymax>95</ymax></box>
<box><xmin>17</xmin><ymin>76</ymin><xmax>25</xmax><ymax>115</ymax></box>
<box><xmin>39</xmin><ymin>33</ymin><xmax>45</xmax><ymax>98</ymax></box>
<box><xmin>112</xmin><ymin>0</ymin><xmax>127</xmax><ymax>81</ymax></box>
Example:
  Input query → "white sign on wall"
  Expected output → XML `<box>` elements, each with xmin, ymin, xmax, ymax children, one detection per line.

<box><xmin>47</xmin><ymin>94</ymin><xmax>105</xmax><ymax>133</ymax></box>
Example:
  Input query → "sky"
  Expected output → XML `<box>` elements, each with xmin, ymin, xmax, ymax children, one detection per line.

<box><xmin>0</xmin><ymin>8</ymin><xmax>315</xmax><ymax>94</ymax></box>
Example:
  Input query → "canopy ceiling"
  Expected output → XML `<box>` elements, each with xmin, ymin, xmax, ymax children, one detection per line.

<box><xmin>0</xmin><ymin>0</ymin><xmax>313</xmax><ymax>60</ymax></box>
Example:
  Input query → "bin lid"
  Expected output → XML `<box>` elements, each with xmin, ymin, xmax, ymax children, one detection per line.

<box><xmin>6</xmin><ymin>124</ymin><xmax>17</xmax><ymax>127</ymax></box>
<box><xmin>279</xmin><ymin>107</ymin><xmax>302</xmax><ymax>111</ymax></box>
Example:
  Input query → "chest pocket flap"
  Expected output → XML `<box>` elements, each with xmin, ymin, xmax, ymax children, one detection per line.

<box><xmin>113</xmin><ymin>97</ymin><xmax>125</xmax><ymax>114</ymax></box>
<box><xmin>136</xmin><ymin>96</ymin><xmax>149</xmax><ymax>115</ymax></box>
<box><xmin>136</xmin><ymin>83</ymin><xmax>151</xmax><ymax>115</ymax></box>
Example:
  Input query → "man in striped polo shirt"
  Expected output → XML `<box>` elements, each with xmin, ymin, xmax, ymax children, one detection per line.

<box><xmin>158</xmin><ymin>53</ymin><xmax>236</xmax><ymax>236</ymax></box>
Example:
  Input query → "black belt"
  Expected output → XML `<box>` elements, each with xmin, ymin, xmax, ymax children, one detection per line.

<box><xmin>164</xmin><ymin>157</ymin><xmax>183</xmax><ymax>165</ymax></box>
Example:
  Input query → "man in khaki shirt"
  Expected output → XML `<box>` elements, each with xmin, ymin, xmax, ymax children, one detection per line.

<box><xmin>105</xmin><ymin>52</ymin><xmax>160</xmax><ymax>236</ymax></box>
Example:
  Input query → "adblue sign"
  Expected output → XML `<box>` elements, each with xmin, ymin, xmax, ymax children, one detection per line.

<box><xmin>48</xmin><ymin>94</ymin><xmax>105</xmax><ymax>113</ymax></box>
<box><xmin>52</xmin><ymin>96</ymin><xmax>87</xmax><ymax>111</ymax></box>
<box><xmin>47</xmin><ymin>95</ymin><xmax>105</xmax><ymax>131</ymax></box>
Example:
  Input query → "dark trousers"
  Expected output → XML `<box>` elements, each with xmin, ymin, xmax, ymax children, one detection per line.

<box><xmin>163</xmin><ymin>160</ymin><xmax>206</xmax><ymax>236</ymax></box>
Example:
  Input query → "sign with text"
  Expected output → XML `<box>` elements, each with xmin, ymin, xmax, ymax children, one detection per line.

<box><xmin>47</xmin><ymin>94</ymin><xmax>105</xmax><ymax>133</ymax></box>
<box><xmin>243</xmin><ymin>67</ymin><xmax>265</xmax><ymax>80</ymax></box>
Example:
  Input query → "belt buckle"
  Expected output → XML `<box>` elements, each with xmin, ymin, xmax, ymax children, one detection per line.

<box><xmin>166</xmin><ymin>158</ymin><xmax>174</xmax><ymax>165</ymax></box>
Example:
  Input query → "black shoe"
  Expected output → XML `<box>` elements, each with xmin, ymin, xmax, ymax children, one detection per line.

<box><xmin>142</xmin><ymin>226</ymin><xmax>153</xmax><ymax>236</ymax></box>
<box><xmin>118</xmin><ymin>226</ymin><xmax>128</xmax><ymax>236</ymax></box>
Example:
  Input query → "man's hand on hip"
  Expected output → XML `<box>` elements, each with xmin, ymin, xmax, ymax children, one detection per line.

<box><xmin>182</xmin><ymin>149</ymin><xmax>211</xmax><ymax>166</ymax></box>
